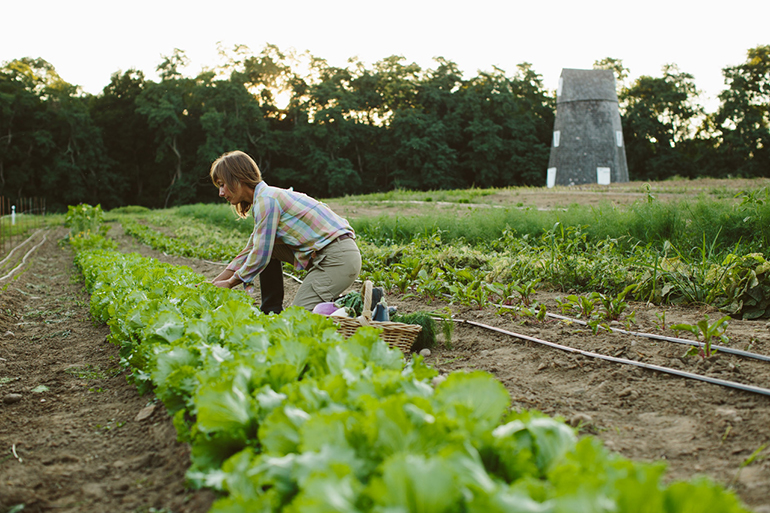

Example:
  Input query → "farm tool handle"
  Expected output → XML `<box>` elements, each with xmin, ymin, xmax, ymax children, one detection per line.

<box><xmin>359</xmin><ymin>280</ymin><xmax>374</xmax><ymax>325</ymax></box>
<box><xmin>545</xmin><ymin>312</ymin><xmax>770</xmax><ymax>363</ymax></box>
<box><xmin>451</xmin><ymin>317</ymin><xmax>770</xmax><ymax>398</ymax></box>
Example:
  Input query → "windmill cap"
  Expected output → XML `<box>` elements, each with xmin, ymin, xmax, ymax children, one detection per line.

<box><xmin>557</xmin><ymin>68</ymin><xmax>618</xmax><ymax>103</ymax></box>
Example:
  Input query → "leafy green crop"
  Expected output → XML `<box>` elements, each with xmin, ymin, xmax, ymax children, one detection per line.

<box><xmin>65</xmin><ymin>203</ymin><xmax>107</xmax><ymax>237</ymax></box>
<box><xmin>716</xmin><ymin>253</ymin><xmax>770</xmax><ymax>319</ymax></box>
<box><xmin>72</xmin><ymin>203</ymin><xmax>750</xmax><ymax>511</ymax></box>
<box><xmin>69</xmin><ymin>250</ymin><xmax>749</xmax><ymax>513</ymax></box>
<box><xmin>672</xmin><ymin>314</ymin><xmax>731</xmax><ymax>358</ymax></box>
<box><xmin>120</xmin><ymin>217</ymin><xmax>241</xmax><ymax>262</ymax></box>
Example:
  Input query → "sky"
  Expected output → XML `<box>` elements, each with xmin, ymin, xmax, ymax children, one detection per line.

<box><xmin>3</xmin><ymin>0</ymin><xmax>768</xmax><ymax>113</ymax></box>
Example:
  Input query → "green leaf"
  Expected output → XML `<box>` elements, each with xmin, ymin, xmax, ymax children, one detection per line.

<box><xmin>432</xmin><ymin>371</ymin><xmax>510</xmax><ymax>434</ymax></box>
<box><xmin>154</xmin><ymin>364</ymin><xmax>199</xmax><ymax>412</ymax></box>
<box><xmin>190</xmin><ymin>429</ymin><xmax>251</xmax><ymax>472</ymax></box>
<box><xmin>144</xmin><ymin>308</ymin><xmax>186</xmax><ymax>344</ymax></box>
<box><xmin>217</xmin><ymin>447</ymin><xmax>260</xmax><ymax>499</ymax></box>
<box><xmin>153</xmin><ymin>346</ymin><xmax>199</xmax><ymax>385</ymax></box>
<box><xmin>525</xmin><ymin>417</ymin><xmax>577</xmax><ymax>474</ymax></box>
<box><xmin>361</xmin><ymin>395</ymin><xmax>449</xmax><ymax>460</ymax></box>
<box><xmin>663</xmin><ymin>476</ymin><xmax>749</xmax><ymax>512</ymax></box>
<box><xmin>284</xmin><ymin>474</ymin><xmax>362</xmax><ymax>513</ymax></box>
<box><xmin>466</xmin><ymin>487</ymin><xmax>550</xmax><ymax>513</ymax></box>
<box><xmin>368</xmin><ymin>453</ymin><xmax>462</xmax><ymax>512</ymax></box>
<box><xmin>195</xmin><ymin>365</ymin><xmax>257</xmax><ymax>437</ymax></box>
<box><xmin>259</xmin><ymin>405</ymin><xmax>311</xmax><ymax>455</ymax></box>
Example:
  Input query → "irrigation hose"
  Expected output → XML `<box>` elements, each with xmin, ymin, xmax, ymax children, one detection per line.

<box><xmin>0</xmin><ymin>229</ymin><xmax>42</xmax><ymax>267</ymax></box>
<box><xmin>0</xmin><ymin>233</ymin><xmax>48</xmax><ymax>282</ymax></box>
<box><xmin>544</xmin><ymin>311</ymin><xmax>770</xmax><ymax>363</ymax></box>
<box><xmin>451</xmin><ymin>317</ymin><xmax>770</xmax><ymax>398</ymax></box>
<box><xmin>201</xmin><ymin>259</ymin><xmax>228</xmax><ymax>266</ymax></box>
<box><xmin>491</xmin><ymin>303</ymin><xmax>770</xmax><ymax>363</ymax></box>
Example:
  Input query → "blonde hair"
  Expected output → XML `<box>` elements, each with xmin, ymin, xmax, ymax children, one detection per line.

<box><xmin>210</xmin><ymin>150</ymin><xmax>262</xmax><ymax>218</ymax></box>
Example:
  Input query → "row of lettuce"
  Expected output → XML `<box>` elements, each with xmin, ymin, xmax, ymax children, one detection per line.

<box><xmin>115</xmin><ymin>206</ymin><xmax>770</xmax><ymax>320</ymax></box>
<box><xmin>67</xmin><ymin>205</ymin><xmax>750</xmax><ymax>512</ymax></box>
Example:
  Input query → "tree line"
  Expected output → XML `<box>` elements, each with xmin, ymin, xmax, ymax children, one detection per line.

<box><xmin>1</xmin><ymin>44</ymin><xmax>768</xmax><ymax>211</ymax></box>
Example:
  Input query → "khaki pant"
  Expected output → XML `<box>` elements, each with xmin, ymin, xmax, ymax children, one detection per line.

<box><xmin>271</xmin><ymin>238</ymin><xmax>361</xmax><ymax>311</ymax></box>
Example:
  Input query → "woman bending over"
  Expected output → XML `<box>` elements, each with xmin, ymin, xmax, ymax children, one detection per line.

<box><xmin>209</xmin><ymin>150</ymin><xmax>361</xmax><ymax>314</ymax></box>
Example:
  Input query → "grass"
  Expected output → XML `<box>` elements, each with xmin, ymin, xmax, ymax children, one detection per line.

<box><xmin>329</xmin><ymin>177</ymin><xmax>770</xmax><ymax>205</ymax></box>
<box><xmin>106</xmin><ymin>179</ymin><xmax>770</xmax><ymax>253</ymax></box>
<box><xmin>350</xmin><ymin>194</ymin><xmax>770</xmax><ymax>253</ymax></box>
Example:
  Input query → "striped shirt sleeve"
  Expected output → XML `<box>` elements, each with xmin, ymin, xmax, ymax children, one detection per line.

<box><xmin>227</xmin><ymin>181</ymin><xmax>354</xmax><ymax>285</ymax></box>
<box><xmin>227</xmin><ymin>195</ymin><xmax>280</xmax><ymax>284</ymax></box>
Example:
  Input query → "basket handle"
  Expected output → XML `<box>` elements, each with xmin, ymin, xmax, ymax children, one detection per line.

<box><xmin>360</xmin><ymin>280</ymin><xmax>373</xmax><ymax>324</ymax></box>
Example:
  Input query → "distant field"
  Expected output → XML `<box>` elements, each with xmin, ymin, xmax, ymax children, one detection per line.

<box><xmin>325</xmin><ymin>177</ymin><xmax>770</xmax><ymax>219</ymax></box>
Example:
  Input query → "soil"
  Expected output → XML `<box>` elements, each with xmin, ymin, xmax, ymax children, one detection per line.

<box><xmin>2</xmin><ymin>181</ymin><xmax>770</xmax><ymax>512</ymax></box>
<box><xmin>0</xmin><ymin>227</ymin><xmax>219</xmax><ymax>513</ymax></box>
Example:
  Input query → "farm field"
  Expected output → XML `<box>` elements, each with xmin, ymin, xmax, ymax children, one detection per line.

<box><xmin>325</xmin><ymin>180</ymin><xmax>770</xmax><ymax>511</ymax></box>
<box><xmin>2</xmin><ymin>178</ymin><xmax>770</xmax><ymax>512</ymax></box>
<box><xmin>326</xmin><ymin>177</ymin><xmax>770</xmax><ymax>216</ymax></box>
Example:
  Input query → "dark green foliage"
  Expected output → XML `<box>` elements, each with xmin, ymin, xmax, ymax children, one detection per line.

<box><xmin>620</xmin><ymin>64</ymin><xmax>703</xmax><ymax>181</ymax></box>
<box><xmin>717</xmin><ymin>253</ymin><xmax>770</xmax><ymax>319</ymax></box>
<box><xmin>3</xmin><ymin>44</ymin><xmax>768</xmax><ymax>212</ymax></box>
<box><xmin>391</xmin><ymin>311</ymin><xmax>438</xmax><ymax>353</ymax></box>
<box><xmin>710</xmin><ymin>45</ymin><xmax>770</xmax><ymax>178</ymax></box>
<box><xmin>334</xmin><ymin>291</ymin><xmax>364</xmax><ymax>317</ymax></box>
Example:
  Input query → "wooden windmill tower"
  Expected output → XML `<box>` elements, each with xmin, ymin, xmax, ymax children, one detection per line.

<box><xmin>546</xmin><ymin>69</ymin><xmax>629</xmax><ymax>187</ymax></box>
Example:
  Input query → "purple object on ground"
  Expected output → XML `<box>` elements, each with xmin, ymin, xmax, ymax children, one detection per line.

<box><xmin>312</xmin><ymin>302</ymin><xmax>338</xmax><ymax>315</ymax></box>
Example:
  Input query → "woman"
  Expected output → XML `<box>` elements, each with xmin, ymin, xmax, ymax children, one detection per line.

<box><xmin>209</xmin><ymin>150</ymin><xmax>361</xmax><ymax>314</ymax></box>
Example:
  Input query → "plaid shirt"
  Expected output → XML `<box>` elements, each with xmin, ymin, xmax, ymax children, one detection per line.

<box><xmin>227</xmin><ymin>181</ymin><xmax>354</xmax><ymax>284</ymax></box>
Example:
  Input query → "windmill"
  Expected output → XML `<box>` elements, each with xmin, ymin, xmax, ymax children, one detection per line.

<box><xmin>546</xmin><ymin>68</ymin><xmax>629</xmax><ymax>187</ymax></box>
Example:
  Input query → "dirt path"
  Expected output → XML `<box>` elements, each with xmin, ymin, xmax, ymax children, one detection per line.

<box><xmin>0</xmin><ymin>227</ymin><xmax>217</xmax><ymax>513</ymax></box>
<box><xmin>2</xmin><ymin>220</ymin><xmax>770</xmax><ymax>512</ymax></box>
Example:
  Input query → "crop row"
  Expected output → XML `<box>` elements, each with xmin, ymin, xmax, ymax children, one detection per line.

<box><xmin>120</xmin><ymin>216</ymin><xmax>244</xmax><ymax>262</ymax></box>
<box><xmin>67</xmin><ymin>205</ymin><xmax>749</xmax><ymax>512</ymax></box>
<box><xmin>114</xmin><ymin>212</ymin><xmax>770</xmax><ymax>320</ymax></box>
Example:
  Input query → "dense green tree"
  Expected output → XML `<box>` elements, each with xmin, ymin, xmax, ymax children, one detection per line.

<box><xmin>0</xmin><ymin>61</ymin><xmax>55</xmax><ymax>200</ymax></box>
<box><xmin>0</xmin><ymin>57</ymin><xmax>112</xmax><ymax>210</ymax></box>
<box><xmin>11</xmin><ymin>43</ymin><xmax>769</xmax><ymax>211</ymax></box>
<box><xmin>710</xmin><ymin>45</ymin><xmax>770</xmax><ymax>177</ymax></box>
<box><xmin>352</xmin><ymin>56</ymin><xmax>427</xmax><ymax>191</ymax></box>
<box><xmin>285</xmin><ymin>61</ymin><xmax>361</xmax><ymax>196</ymax></box>
<box><xmin>45</xmin><ymin>78</ymin><xmax>113</xmax><ymax>209</ymax></box>
<box><xmin>456</xmin><ymin>63</ymin><xmax>553</xmax><ymax>187</ymax></box>
<box><xmin>136</xmin><ymin>50</ymin><xmax>195</xmax><ymax>207</ymax></box>
<box><xmin>90</xmin><ymin>69</ymin><xmax>157</xmax><ymax>207</ymax></box>
<box><xmin>216</xmin><ymin>44</ymin><xmax>307</xmax><ymax>188</ymax></box>
<box><xmin>194</xmin><ymin>78</ymin><xmax>263</xmax><ymax>163</ymax></box>
<box><xmin>620</xmin><ymin>64</ymin><xmax>704</xmax><ymax>180</ymax></box>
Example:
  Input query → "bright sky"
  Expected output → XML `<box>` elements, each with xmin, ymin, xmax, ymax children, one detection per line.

<box><xmin>3</xmin><ymin>0</ymin><xmax>768</xmax><ymax>112</ymax></box>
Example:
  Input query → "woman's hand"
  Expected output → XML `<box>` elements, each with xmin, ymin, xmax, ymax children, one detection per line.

<box><xmin>212</xmin><ymin>268</ymin><xmax>236</xmax><ymax>283</ymax></box>
<box><xmin>212</xmin><ymin>274</ymin><xmax>243</xmax><ymax>289</ymax></box>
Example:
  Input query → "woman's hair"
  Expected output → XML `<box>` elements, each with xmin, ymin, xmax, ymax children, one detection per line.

<box><xmin>210</xmin><ymin>150</ymin><xmax>262</xmax><ymax>218</ymax></box>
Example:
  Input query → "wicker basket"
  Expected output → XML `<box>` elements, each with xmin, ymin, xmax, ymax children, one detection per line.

<box><xmin>332</xmin><ymin>280</ymin><xmax>422</xmax><ymax>353</ymax></box>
